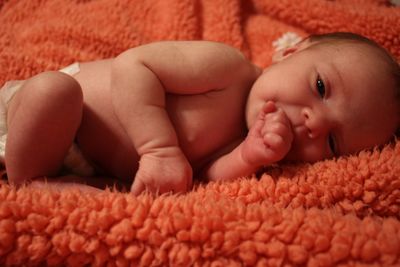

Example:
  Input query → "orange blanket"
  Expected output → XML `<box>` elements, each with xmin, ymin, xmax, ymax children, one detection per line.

<box><xmin>0</xmin><ymin>0</ymin><xmax>400</xmax><ymax>266</ymax></box>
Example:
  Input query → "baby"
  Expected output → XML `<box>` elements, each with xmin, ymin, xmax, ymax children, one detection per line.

<box><xmin>1</xmin><ymin>32</ymin><xmax>399</xmax><ymax>194</ymax></box>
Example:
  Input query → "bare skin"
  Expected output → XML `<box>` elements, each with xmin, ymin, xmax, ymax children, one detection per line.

<box><xmin>6</xmin><ymin>42</ymin><xmax>261</xmax><ymax>193</ymax></box>
<box><xmin>4</xmin><ymin>40</ymin><xmax>399</xmax><ymax>194</ymax></box>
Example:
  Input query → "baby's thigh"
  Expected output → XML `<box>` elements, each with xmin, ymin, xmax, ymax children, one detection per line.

<box><xmin>7</xmin><ymin>71</ymin><xmax>83</xmax><ymax>127</ymax></box>
<box><xmin>5</xmin><ymin>71</ymin><xmax>84</xmax><ymax>184</ymax></box>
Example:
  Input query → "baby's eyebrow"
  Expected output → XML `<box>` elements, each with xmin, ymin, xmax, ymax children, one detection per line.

<box><xmin>329</xmin><ymin>61</ymin><xmax>346</xmax><ymax>95</ymax></box>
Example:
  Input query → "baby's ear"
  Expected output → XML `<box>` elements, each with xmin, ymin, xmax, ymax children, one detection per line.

<box><xmin>272</xmin><ymin>39</ymin><xmax>310</xmax><ymax>63</ymax></box>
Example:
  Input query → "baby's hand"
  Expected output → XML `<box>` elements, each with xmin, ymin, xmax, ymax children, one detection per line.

<box><xmin>242</xmin><ymin>101</ymin><xmax>293</xmax><ymax>166</ymax></box>
<box><xmin>131</xmin><ymin>146</ymin><xmax>193</xmax><ymax>195</ymax></box>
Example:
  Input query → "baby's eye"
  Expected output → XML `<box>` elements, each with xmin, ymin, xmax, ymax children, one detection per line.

<box><xmin>316</xmin><ymin>76</ymin><xmax>326</xmax><ymax>98</ymax></box>
<box><xmin>328</xmin><ymin>133</ymin><xmax>337</xmax><ymax>156</ymax></box>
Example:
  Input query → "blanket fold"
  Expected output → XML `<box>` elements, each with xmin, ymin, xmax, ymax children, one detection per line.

<box><xmin>0</xmin><ymin>0</ymin><xmax>399</xmax><ymax>265</ymax></box>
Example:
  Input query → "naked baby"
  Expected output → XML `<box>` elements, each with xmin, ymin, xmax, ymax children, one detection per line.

<box><xmin>2</xmin><ymin>32</ymin><xmax>399</xmax><ymax>194</ymax></box>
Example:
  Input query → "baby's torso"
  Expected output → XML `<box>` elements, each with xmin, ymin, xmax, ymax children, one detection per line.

<box><xmin>166</xmin><ymin>88</ymin><xmax>248</xmax><ymax>172</ymax></box>
<box><xmin>73</xmin><ymin>59</ymin><xmax>249</xmax><ymax>181</ymax></box>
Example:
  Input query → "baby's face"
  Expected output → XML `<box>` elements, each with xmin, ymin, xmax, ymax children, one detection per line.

<box><xmin>246</xmin><ymin>42</ymin><xmax>398</xmax><ymax>162</ymax></box>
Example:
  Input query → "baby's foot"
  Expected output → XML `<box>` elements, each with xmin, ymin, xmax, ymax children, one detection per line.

<box><xmin>242</xmin><ymin>101</ymin><xmax>293</xmax><ymax>166</ymax></box>
<box><xmin>131</xmin><ymin>147</ymin><xmax>193</xmax><ymax>195</ymax></box>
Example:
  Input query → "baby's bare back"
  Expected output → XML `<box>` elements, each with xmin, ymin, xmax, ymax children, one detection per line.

<box><xmin>73</xmin><ymin>59</ymin><xmax>249</xmax><ymax>182</ymax></box>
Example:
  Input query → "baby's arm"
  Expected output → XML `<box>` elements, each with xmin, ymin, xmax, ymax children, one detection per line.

<box><xmin>203</xmin><ymin>101</ymin><xmax>293</xmax><ymax>181</ymax></box>
<box><xmin>110</xmin><ymin>41</ymin><xmax>256</xmax><ymax>194</ymax></box>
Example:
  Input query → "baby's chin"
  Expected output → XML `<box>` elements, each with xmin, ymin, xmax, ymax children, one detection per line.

<box><xmin>281</xmin><ymin>146</ymin><xmax>326</xmax><ymax>164</ymax></box>
<box><xmin>280</xmin><ymin>152</ymin><xmax>299</xmax><ymax>163</ymax></box>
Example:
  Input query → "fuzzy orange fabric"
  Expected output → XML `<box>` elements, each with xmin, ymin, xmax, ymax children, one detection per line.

<box><xmin>0</xmin><ymin>0</ymin><xmax>400</xmax><ymax>266</ymax></box>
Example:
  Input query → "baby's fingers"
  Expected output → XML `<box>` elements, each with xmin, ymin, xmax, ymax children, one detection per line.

<box><xmin>263</xmin><ymin>132</ymin><xmax>285</xmax><ymax>151</ymax></box>
<box><xmin>262</xmin><ymin>132</ymin><xmax>291</xmax><ymax>162</ymax></box>
<box><xmin>249</xmin><ymin>101</ymin><xmax>277</xmax><ymax>136</ymax></box>
<box><xmin>262</xmin><ymin>120</ymin><xmax>290</xmax><ymax>137</ymax></box>
<box><xmin>131</xmin><ymin>178</ymin><xmax>146</xmax><ymax>196</ymax></box>
<box><xmin>263</xmin><ymin>108</ymin><xmax>293</xmax><ymax>142</ymax></box>
<box><xmin>259</xmin><ymin>101</ymin><xmax>277</xmax><ymax>118</ymax></box>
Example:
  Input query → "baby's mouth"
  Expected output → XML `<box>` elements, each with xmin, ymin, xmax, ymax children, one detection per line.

<box><xmin>292</xmin><ymin>124</ymin><xmax>309</xmax><ymax>137</ymax></box>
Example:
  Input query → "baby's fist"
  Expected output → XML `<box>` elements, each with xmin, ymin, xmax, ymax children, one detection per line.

<box><xmin>243</xmin><ymin>101</ymin><xmax>293</xmax><ymax>165</ymax></box>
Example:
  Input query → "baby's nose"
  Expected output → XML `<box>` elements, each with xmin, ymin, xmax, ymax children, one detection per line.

<box><xmin>301</xmin><ymin>107</ymin><xmax>328</xmax><ymax>139</ymax></box>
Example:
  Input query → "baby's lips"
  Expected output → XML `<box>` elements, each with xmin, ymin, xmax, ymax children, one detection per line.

<box><xmin>292</xmin><ymin>124</ymin><xmax>309</xmax><ymax>139</ymax></box>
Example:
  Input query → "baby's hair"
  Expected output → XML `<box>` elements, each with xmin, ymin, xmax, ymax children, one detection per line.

<box><xmin>306</xmin><ymin>32</ymin><xmax>400</xmax><ymax>137</ymax></box>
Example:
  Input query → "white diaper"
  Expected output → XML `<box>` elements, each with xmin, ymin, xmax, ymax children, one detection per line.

<box><xmin>0</xmin><ymin>63</ymin><xmax>95</xmax><ymax>177</ymax></box>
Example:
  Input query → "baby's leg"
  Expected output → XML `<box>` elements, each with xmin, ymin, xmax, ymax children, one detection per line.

<box><xmin>5</xmin><ymin>71</ymin><xmax>83</xmax><ymax>185</ymax></box>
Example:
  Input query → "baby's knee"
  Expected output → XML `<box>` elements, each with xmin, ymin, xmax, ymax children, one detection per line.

<box><xmin>27</xmin><ymin>71</ymin><xmax>83</xmax><ymax>105</ymax></box>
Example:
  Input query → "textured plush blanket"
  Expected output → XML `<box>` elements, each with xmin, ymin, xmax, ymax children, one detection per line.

<box><xmin>1</xmin><ymin>0</ymin><xmax>400</xmax><ymax>266</ymax></box>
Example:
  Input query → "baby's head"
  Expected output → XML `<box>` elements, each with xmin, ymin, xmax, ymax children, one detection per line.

<box><xmin>247</xmin><ymin>32</ymin><xmax>400</xmax><ymax>162</ymax></box>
